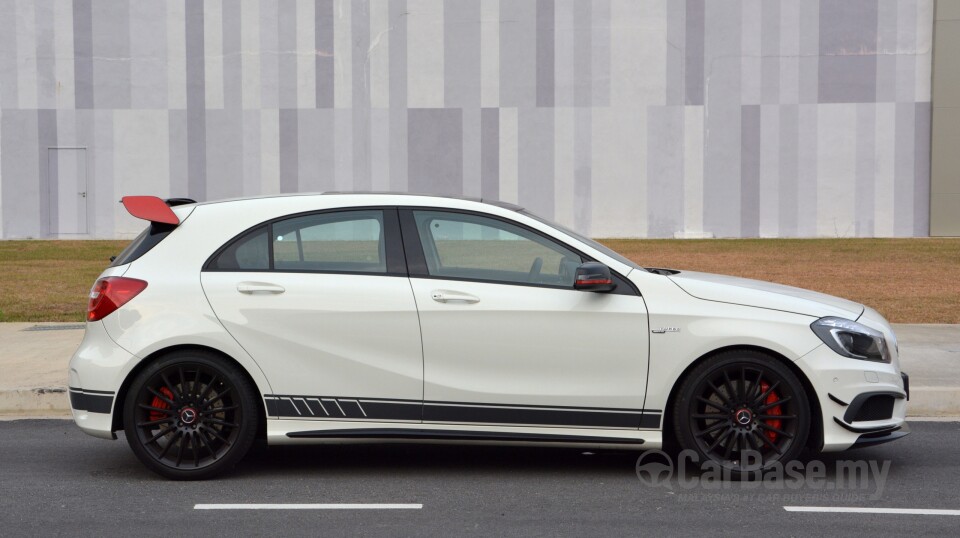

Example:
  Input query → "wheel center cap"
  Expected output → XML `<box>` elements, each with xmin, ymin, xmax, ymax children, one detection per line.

<box><xmin>180</xmin><ymin>407</ymin><xmax>198</xmax><ymax>425</ymax></box>
<box><xmin>734</xmin><ymin>408</ymin><xmax>753</xmax><ymax>426</ymax></box>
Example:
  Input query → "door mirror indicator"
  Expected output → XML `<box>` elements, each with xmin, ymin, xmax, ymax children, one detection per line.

<box><xmin>573</xmin><ymin>262</ymin><xmax>617</xmax><ymax>292</ymax></box>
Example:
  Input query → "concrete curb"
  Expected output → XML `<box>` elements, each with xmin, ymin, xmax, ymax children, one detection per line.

<box><xmin>0</xmin><ymin>387</ymin><xmax>71</xmax><ymax>417</ymax></box>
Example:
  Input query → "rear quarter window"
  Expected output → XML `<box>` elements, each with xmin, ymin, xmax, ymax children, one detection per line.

<box><xmin>206</xmin><ymin>226</ymin><xmax>270</xmax><ymax>271</ymax></box>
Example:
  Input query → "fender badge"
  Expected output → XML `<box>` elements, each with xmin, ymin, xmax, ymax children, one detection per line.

<box><xmin>651</xmin><ymin>327</ymin><xmax>681</xmax><ymax>334</ymax></box>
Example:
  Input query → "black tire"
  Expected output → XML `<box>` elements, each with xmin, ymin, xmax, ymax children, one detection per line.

<box><xmin>672</xmin><ymin>350</ymin><xmax>810</xmax><ymax>479</ymax></box>
<box><xmin>122</xmin><ymin>350</ymin><xmax>259</xmax><ymax>480</ymax></box>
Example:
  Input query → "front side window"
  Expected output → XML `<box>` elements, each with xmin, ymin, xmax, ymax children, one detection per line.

<box><xmin>412</xmin><ymin>210</ymin><xmax>582</xmax><ymax>287</ymax></box>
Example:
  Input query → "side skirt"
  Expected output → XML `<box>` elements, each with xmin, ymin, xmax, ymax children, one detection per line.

<box><xmin>287</xmin><ymin>428</ymin><xmax>646</xmax><ymax>445</ymax></box>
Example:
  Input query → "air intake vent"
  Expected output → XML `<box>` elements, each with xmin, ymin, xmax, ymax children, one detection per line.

<box><xmin>850</xmin><ymin>395</ymin><xmax>895</xmax><ymax>422</ymax></box>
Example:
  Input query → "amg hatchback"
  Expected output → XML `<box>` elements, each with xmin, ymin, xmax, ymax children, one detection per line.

<box><xmin>69</xmin><ymin>193</ymin><xmax>909</xmax><ymax>479</ymax></box>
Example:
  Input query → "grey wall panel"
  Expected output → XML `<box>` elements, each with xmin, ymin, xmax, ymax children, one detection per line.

<box><xmin>499</xmin><ymin>0</ymin><xmax>537</xmax><ymax>109</ymax></box>
<box><xmin>37</xmin><ymin>109</ymin><xmax>57</xmax><ymax>237</ymax></box>
<box><xmin>0</xmin><ymin>0</ymin><xmax>936</xmax><ymax>238</ymax></box>
<box><xmin>407</xmin><ymin>108</ymin><xmax>462</xmax><ymax>196</ymax></box>
<box><xmin>444</xmin><ymin>0</ymin><xmax>481</xmax><ymax>109</ymax></box>
<box><xmin>480</xmin><ymin>107</ymin><xmax>499</xmax><ymax>201</ymax></box>
<box><xmin>777</xmin><ymin>104</ymin><xmax>799</xmax><ymax>237</ymax></box>
<box><xmin>518</xmin><ymin>107</ymin><xmax>554</xmax><ymax>219</ymax></box>
<box><xmin>854</xmin><ymin>103</ymin><xmax>877</xmax><ymax>236</ymax></box>
<box><xmin>185</xmin><ymin>0</ymin><xmax>206</xmax><ymax>201</ymax></box>
<box><xmin>647</xmin><ymin>106</ymin><xmax>685</xmax><ymax>238</ymax></box>
<box><xmin>72</xmin><ymin>0</ymin><xmax>93</xmax><ymax>110</ymax></box>
<box><xmin>913</xmin><ymin>101</ymin><xmax>931</xmax><ymax>236</ymax></box>
<box><xmin>34</xmin><ymin>1</ymin><xmax>57</xmax><ymax>110</ymax></box>
<box><xmin>206</xmin><ymin>110</ymin><xmax>244</xmax><ymax>201</ymax></box>
<box><xmin>1</xmin><ymin>111</ymin><xmax>40</xmax><ymax>237</ymax></box>
<box><xmin>740</xmin><ymin>105</ymin><xmax>761</xmax><ymax>237</ymax></box>
<box><xmin>130</xmin><ymin>1</ymin><xmax>168</xmax><ymax>110</ymax></box>
<box><xmin>91</xmin><ymin>0</ymin><xmax>130</xmax><ymax>109</ymax></box>
<box><xmin>702</xmin><ymin>0</ymin><xmax>742</xmax><ymax>238</ymax></box>
<box><xmin>818</xmin><ymin>0</ymin><xmax>878</xmax><ymax>103</ymax></box>
<box><xmin>168</xmin><ymin>109</ymin><xmax>189</xmax><ymax>198</ymax></box>
<box><xmin>893</xmin><ymin>102</ymin><xmax>916</xmax><ymax>237</ymax></box>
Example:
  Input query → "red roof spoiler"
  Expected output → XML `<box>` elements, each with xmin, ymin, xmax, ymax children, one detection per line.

<box><xmin>121</xmin><ymin>196</ymin><xmax>181</xmax><ymax>225</ymax></box>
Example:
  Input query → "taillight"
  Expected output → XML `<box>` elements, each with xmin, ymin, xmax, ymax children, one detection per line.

<box><xmin>87</xmin><ymin>277</ymin><xmax>148</xmax><ymax>322</ymax></box>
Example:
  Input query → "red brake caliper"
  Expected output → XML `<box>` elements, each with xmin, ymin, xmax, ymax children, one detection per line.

<box><xmin>149</xmin><ymin>387</ymin><xmax>174</xmax><ymax>423</ymax></box>
<box><xmin>760</xmin><ymin>381</ymin><xmax>782</xmax><ymax>443</ymax></box>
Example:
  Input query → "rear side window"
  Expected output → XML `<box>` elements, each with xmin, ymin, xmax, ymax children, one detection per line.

<box><xmin>206</xmin><ymin>210</ymin><xmax>387</xmax><ymax>274</ymax></box>
<box><xmin>109</xmin><ymin>223</ymin><xmax>175</xmax><ymax>267</ymax></box>
<box><xmin>272</xmin><ymin>210</ymin><xmax>385</xmax><ymax>273</ymax></box>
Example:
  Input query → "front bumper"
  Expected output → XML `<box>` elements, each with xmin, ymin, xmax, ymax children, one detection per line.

<box><xmin>795</xmin><ymin>344</ymin><xmax>908</xmax><ymax>452</ymax></box>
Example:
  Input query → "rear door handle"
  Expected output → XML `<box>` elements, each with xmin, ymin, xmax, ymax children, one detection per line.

<box><xmin>431</xmin><ymin>290</ymin><xmax>480</xmax><ymax>304</ymax></box>
<box><xmin>237</xmin><ymin>282</ymin><xmax>286</xmax><ymax>294</ymax></box>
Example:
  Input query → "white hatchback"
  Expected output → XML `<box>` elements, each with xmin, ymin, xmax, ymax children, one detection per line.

<box><xmin>69</xmin><ymin>193</ymin><xmax>909</xmax><ymax>479</ymax></box>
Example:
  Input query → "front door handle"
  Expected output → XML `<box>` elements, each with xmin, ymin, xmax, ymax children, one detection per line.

<box><xmin>431</xmin><ymin>290</ymin><xmax>480</xmax><ymax>304</ymax></box>
<box><xmin>237</xmin><ymin>282</ymin><xmax>286</xmax><ymax>294</ymax></box>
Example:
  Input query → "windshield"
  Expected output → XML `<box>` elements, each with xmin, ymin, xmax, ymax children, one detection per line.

<box><xmin>518</xmin><ymin>210</ymin><xmax>647</xmax><ymax>272</ymax></box>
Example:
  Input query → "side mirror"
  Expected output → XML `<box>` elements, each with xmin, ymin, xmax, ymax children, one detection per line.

<box><xmin>573</xmin><ymin>262</ymin><xmax>617</xmax><ymax>292</ymax></box>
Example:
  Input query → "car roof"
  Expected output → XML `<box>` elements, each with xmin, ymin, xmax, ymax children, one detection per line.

<box><xmin>181</xmin><ymin>191</ymin><xmax>525</xmax><ymax>212</ymax></box>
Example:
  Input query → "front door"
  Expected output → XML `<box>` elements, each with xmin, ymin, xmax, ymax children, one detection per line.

<box><xmin>201</xmin><ymin>208</ymin><xmax>423</xmax><ymax>423</ymax></box>
<box><xmin>401</xmin><ymin>208</ymin><xmax>654</xmax><ymax>430</ymax></box>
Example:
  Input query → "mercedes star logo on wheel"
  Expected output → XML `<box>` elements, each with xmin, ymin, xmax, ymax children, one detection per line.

<box><xmin>180</xmin><ymin>408</ymin><xmax>197</xmax><ymax>424</ymax></box>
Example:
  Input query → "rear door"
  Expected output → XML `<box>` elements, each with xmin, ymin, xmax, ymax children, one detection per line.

<box><xmin>200</xmin><ymin>208</ymin><xmax>423</xmax><ymax>423</ymax></box>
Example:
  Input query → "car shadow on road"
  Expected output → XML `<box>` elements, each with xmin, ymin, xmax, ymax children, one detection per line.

<box><xmin>234</xmin><ymin>441</ymin><xmax>642</xmax><ymax>480</ymax></box>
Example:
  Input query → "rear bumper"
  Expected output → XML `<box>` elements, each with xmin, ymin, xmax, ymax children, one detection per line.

<box><xmin>68</xmin><ymin>321</ymin><xmax>135</xmax><ymax>441</ymax></box>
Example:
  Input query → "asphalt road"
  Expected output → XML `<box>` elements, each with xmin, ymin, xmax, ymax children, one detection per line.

<box><xmin>1</xmin><ymin>420</ymin><xmax>958</xmax><ymax>537</ymax></box>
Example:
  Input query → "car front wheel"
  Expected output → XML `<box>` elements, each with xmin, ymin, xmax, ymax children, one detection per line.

<box><xmin>122</xmin><ymin>350</ymin><xmax>259</xmax><ymax>480</ymax></box>
<box><xmin>673</xmin><ymin>350</ymin><xmax>811</xmax><ymax>478</ymax></box>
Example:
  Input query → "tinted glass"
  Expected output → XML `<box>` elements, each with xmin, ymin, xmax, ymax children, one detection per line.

<box><xmin>109</xmin><ymin>223</ymin><xmax>175</xmax><ymax>267</ymax></box>
<box><xmin>208</xmin><ymin>226</ymin><xmax>270</xmax><ymax>270</ymax></box>
<box><xmin>412</xmin><ymin>210</ymin><xmax>581</xmax><ymax>286</ymax></box>
<box><xmin>272</xmin><ymin>210</ymin><xmax>385</xmax><ymax>273</ymax></box>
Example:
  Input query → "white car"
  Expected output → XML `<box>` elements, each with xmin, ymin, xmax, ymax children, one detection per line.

<box><xmin>69</xmin><ymin>193</ymin><xmax>909</xmax><ymax>480</ymax></box>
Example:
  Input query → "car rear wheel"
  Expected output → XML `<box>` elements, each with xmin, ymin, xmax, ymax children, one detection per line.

<box><xmin>673</xmin><ymin>350</ymin><xmax>810</xmax><ymax>479</ymax></box>
<box><xmin>122</xmin><ymin>350</ymin><xmax>259</xmax><ymax>480</ymax></box>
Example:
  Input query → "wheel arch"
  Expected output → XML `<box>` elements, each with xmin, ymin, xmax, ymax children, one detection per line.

<box><xmin>110</xmin><ymin>344</ymin><xmax>268</xmax><ymax>440</ymax></box>
<box><xmin>662</xmin><ymin>344</ymin><xmax>823</xmax><ymax>451</ymax></box>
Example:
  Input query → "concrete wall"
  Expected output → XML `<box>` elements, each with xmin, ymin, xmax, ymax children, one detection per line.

<box><xmin>0</xmin><ymin>0</ymin><xmax>936</xmax><ymax>239</ymax></box>
<box><xmin>931</xmin><ymin>0</ymin><xmax>960</xmax><ymax>236</ymax></box>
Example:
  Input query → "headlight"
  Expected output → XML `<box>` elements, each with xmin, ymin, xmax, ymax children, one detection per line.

<box><xmin>810</xmin><ymin>317</ymin><xmax>891</xmax><ymax>363</ymax></box>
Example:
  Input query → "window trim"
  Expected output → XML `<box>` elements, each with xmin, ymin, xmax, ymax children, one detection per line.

<box><xmin>202</xmin><ymin>207</ymin><xmax>407</xmax><ymax>276</ymax></box>
<box><xmin>397</xmin><ymin>207</ymin><xmax>639</xmax><ymax>296</ymax></box>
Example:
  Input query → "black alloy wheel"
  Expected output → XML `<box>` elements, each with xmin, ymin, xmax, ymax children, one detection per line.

<box><xmin>123</xmin><ymin>350</ymin><xmax>259</xmax><ymax>480</ymax></box>
<box><xmin>673</xmin><ymin>350</ymin><xmax>810</xmax><ymax>478</ymax></box>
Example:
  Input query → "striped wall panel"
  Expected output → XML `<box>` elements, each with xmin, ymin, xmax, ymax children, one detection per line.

<box><xmin>0</xmin><ymin>0</ymin><xmax>935</xmax><ymax>239</ymax></box>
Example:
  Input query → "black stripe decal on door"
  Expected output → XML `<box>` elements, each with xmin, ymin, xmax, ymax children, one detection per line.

<box><xmin>265</xmin><ymin>395</ymin><xmax>662</xmax><ymax>429</ymax></box>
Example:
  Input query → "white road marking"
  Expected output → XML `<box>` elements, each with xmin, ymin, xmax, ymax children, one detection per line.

<box><xmin>194</xmin><ymin>503</ymin><xmax>423</xmax><ymax>510</ymax></box>
<box><xmin>784</xmin><ymin>506</ymin><xmax>960</xmax><ymax>516</ymax></box>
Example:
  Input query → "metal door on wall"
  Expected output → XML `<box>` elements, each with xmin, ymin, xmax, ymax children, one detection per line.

<box><xmin>47</xmin><ymin>147</ymin><xmax>88</xmax><ymax>235</ymax></box>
